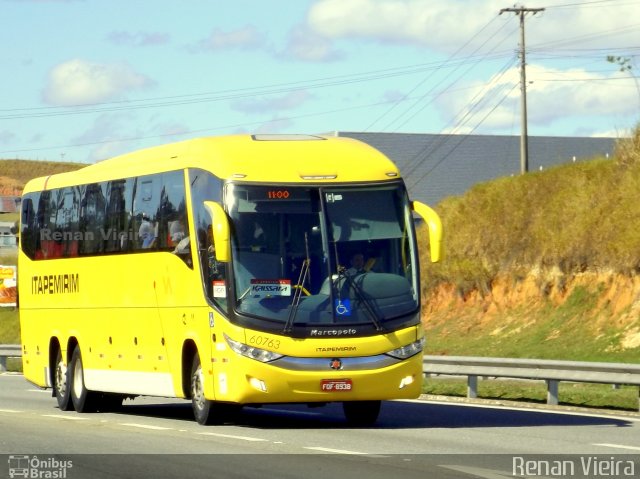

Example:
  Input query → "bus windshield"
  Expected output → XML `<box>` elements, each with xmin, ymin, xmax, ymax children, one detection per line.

<box><xmin>226</xmin><ymin>183</ymin><xmax>419</xmax><ymax>332</ymax></box>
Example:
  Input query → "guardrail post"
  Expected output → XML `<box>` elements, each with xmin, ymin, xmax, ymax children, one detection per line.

<box><xmin>547</xmin><ymin>379</ymin><xmax>559</xmax><ymax>405</ymax></box>
<box><xmin>0</xmin><ymin>356</ymin><xmax>6</xmax><ymax>373</ymax></box>
<box><xmin>467</xmin><ymin>375</ymin><xmax>478</xmax><ymax>399</ymax></box>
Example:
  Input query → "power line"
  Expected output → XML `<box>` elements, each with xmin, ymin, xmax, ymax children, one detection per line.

<box><xmin>0</xmin><ymin>53</ymin><xmax>514</xmax><ymax>121</ymax></box>
<box><xmin>400</xmin><ymin>56</ymin><xmax>519</xmax><ymax>181</ymax></box>
<box><xmin>405</xmin><ymin>82</ymin><xmax>520</xmax><ymax>192</ymax></box>
<box><xmin>363</xmin><ymin>15</ymin><xmax>504</xmax><ymax>132</ymax></box>
<box><xmin>385</xmin><ymin>21</ymin><xmax>519</xmax><ymax>133</ymax></box>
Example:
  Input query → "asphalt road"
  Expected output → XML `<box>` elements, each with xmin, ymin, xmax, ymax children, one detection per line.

<box><xmin>0</xmin><ymin>373</ymin><xmax>638</xmax><ymax>479</ymax></box>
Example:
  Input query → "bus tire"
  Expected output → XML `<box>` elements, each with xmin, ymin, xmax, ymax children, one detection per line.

<box><xmin>190</xmin><ymin>354</ymin><xmax>216</xmax><ymax>425</ymax></box>
<box><xmin>54</xmin><ymin>348</ymin><xmax>73</xmax><ymax>411</ymax></box>
<box><xmin>342</xmin><ymin>400</ymin><xmax>381</xmax><ymax>426</ymax></box>
<box><xmin>70</xmin><ymin>346</ymin><xmax>98</xmax><ymax>413</ymax></box>
<box><xmin>190</xmin><ymin>355</ymin><xmax>241</xmax><ymax>425</ymax></box>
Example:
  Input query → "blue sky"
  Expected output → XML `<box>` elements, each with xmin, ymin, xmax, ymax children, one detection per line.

<box><xmin>1</xmin><ymin>0</ymin><xmax>639</xmax><ymax>163</ymax></box>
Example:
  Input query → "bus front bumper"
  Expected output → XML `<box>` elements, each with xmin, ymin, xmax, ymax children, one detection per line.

<box><xmin>208</xmin><ymin>352</ymin><xmax>423</xmax><ymax>404</ymax></box>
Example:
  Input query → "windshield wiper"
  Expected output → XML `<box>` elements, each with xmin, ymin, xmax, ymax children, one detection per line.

<box><xmin>336</xmin><ymin>267</ymin><xmax>384</xmax><ymax>331</ymax></box>
<box><xmin>283</xmin><ymin>233</ymin><xmax>311</xmax><ymax>333</ymax></box>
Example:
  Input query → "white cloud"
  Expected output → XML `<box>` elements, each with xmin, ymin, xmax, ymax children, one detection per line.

<box><xmin>42</xmin><ymin>59</ymin><xmax>154</xmax><ymax>106</ymax></box>
<box><xmin>107</xmin><ymin>31</ymin><xmax>170</xmax><ymax>47</ymax></box>
<box><xmin>307</xmin><ymin>0</ymin><xmax>502</xmax><ymax>50</ymax></box>
<box><xmin>282</xmin><ymin>25</ymin><xmax>342</xmax><ymax>62</ymax></box>
<box><xmin>193</xmin><ymin>25</ymin><xmax>265</xmax><ymax>52</ymax></box>
<box><xmin>436</xmin><ymin>64</ymin><xmax>640</xmax><ymax>134</ymax></box>
<box><xmin>306</xmin><ymin>0</ymin><xmax>639</xmax><ymax>52</ymax></box>
<box><xmin>69</xmin><ymin>113</ymin><xmax>139</xmax><ymax>162</ymax></box>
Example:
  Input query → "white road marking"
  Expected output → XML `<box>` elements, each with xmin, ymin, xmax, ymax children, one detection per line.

<box><xmin>304</xmin><ymin>446</ymin><xmax>369</xmax><ymax>455</ymax></box>
<box><xmin>42</xmin><ymin>414</ymin><xmax>90</xmax><ymax>421</ymax></box>
<box><xmin>198</xmin><ymin>432</ymin><xmax>268</xmax><ymax>442</ymax></box>
<box><xmin>0</xmin><ymin>408</ymin><xmax>22</xmax><ymax>413</ymax></box>
<box><xmin>120</xmin><ymin>423</ymin><xmax>173</xmax><ymax>431</ymax></box>
<box><xmin>594</xmin><ymin>443</ymin><xmax>640</xmax><ymax>452</ymax></box>
<box><xmin>27</xmin><ymin>389</ymin><xmax>50</xmax><ymax>393</ymax></box>
<box><xmin>440</xmin><ymin>465</ymin><xmax>512</xmax><ymax>479</ymax></box>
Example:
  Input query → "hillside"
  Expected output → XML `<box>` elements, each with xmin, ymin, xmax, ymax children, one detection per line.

<box><xmin>0</xmin><ymin>159</ymin><xmax>86</xmax><ymax>265</ymax></box>
<box><xmin>0</xmin><ymin>159</ymin><xmax>86</xmax><ymax>194</ymax></box>
<box><xmin>419</xmin><ymin>126</ymin><xmax>640</xmax><ymax>362</ymax></box>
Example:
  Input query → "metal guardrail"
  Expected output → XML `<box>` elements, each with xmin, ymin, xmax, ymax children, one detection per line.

<box><xmin>424</xmin><ymin>355</ymin><xmax>640</xmax><ymax>410</ymax></box>
<box><xmin>2</xmin><ymin>346</ymin><xmax>638</xmax><ymax>410</ymax></box>
<box><xmin>0</xmin><ymin>344</ymin><xmax>21</xmax><ymax>373</ymax></box>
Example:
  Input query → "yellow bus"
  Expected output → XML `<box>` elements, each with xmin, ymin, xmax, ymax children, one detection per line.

<box><xmin>19</xmin><ymin>134</ymin><xmax>442</xmax><ymax>425</ymax></box>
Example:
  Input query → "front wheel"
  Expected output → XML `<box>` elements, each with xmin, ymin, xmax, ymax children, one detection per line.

<box><xmin>342</xmin><ymin>400</ymin><xmax>381</xmax><ymax>427</ymax></box>
<box><xmin>190</xmin><ymin>355</ymin><xmax>240</xmax><ymax>425</ymax></box>
<box><xmin>54</xmin><ymin>348</ymin><xmax>73</xmax><ymax>411</ymax></box>
<box><xmin>191</xmin><ymin>354</ymin><xmax>216</xmax><ymax>425</ymax></box>
<box><xmin>70</xmin><ymin>347</ymin><xmax>98</xmax><ymax>413</ymax></box>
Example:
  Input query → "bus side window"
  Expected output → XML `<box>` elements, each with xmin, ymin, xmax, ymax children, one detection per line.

<box><xmin>36</xmin><ymin>191</ymin><xmax>54</xmax><ymax>259</ymax></box>
<box><xmin>189</xmin><ymin>168</ymin><xmax>226</xmax><ymax>308</ymax></box>
<box><xmin>158</xmin><ymin>171</ymin><xmax>189</xmax><ymax>261</ymax></box>
<box><xmin>133</xmin><ymin>176</ymin><xmax>161</xmax><ymax>251</ymax></box>
<box><xmin>105</xmin><ymin>178</ymin><xmax>133</xmax><ymax>253</ymax></box>
<box><xmin>79</xmin><ymin>183</ymin><xmax>106</xmax><ymax>256</ymax></box>
<box><xmin>20</xmin><ymin>195</ymin><xmax>38</xmax><ymax>260</ymax></box>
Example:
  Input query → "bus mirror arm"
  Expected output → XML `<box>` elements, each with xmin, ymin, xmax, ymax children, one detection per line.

<box><xmin>203</xmin><ymin>201</ymin><xmax>231</xmax><ymax>263</ymax></box>
<box><xmin>411</xmin><ymin>201</ymin><xmax>443</xmax><ymax>263</ymax></box>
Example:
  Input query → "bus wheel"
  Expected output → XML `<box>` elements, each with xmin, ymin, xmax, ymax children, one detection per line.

<box><xmin>70</xmin><ymin>347</ymin><xmax>98</xmax><ymax>413</ymax></box>
<box><xmin>190</xmin><ymin>355</ymin><xmax>241</xmax><ymax>425</ymax></box>
<box><xmin>342</xmin><ymin>400</ymin><xmax>381</xmax><ymax>427</ymax></box>
<box><xmin>54</xmin><ymin>348</ymin><xmax>73</xmax><ymax>411</ymax></box>
<box><xmin>190</xmin><ymin>355</ymin><xmax>215</xmax><ymax>425</ymax></box>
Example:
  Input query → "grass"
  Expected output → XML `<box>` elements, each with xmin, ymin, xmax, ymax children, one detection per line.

<box><xmin>0</xmin><ymin>309</ymin><xmax>20</xmax><ymax>344</ymax></box>
<box><xmin>420</xmin><ymin>126</ymin><xmax>640</xmax><ymax>293</ymax></box>
<box><xmin>423</xmin><ymin>377</ymin><xmax>639</xmax><ymax>412</ymax></box>
<box><xmin>0</xmin><ymin>159</ymin><xmax>86</xmax><ymax>188</ymax></box>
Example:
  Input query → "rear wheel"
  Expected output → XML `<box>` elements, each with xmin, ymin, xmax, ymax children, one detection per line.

<box><xmin>342</xmin><ymin>400</ymin><xmax>381</xmax><ymax>426</ymax></box>
<box><xmin>54</xmin><ymin>348</ymin><xmax>73</xmax><ymax>411</ymax></box>
<box><xmin>70</xmin><ymin>347</ymin><xmax>98</xmax><ymax>413</ymax></box>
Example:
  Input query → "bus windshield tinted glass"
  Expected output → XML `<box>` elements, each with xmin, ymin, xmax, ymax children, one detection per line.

<box><xmin>228</xmin><ymin>184</ymin><xmax>419</xmax><ymax>329</ymax></box>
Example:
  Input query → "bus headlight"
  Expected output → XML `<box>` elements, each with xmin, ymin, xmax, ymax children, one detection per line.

<box><xmin>386</xmin><ymin>337</ymin><xmax>425</xmax><ymax>360</ymax></box>
<box><xmin>224</xmin><ymin>334</ymin><xmax>284</xmax><ymax>363</ymax></box>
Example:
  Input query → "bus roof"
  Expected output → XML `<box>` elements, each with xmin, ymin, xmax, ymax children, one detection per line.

<box><xmin>23</xmin><ymin>134</ymin><xmax>402</xmax><ymax>193</ymax></box>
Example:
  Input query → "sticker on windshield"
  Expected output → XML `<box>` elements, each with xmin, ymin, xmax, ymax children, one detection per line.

<box><xmin>335</xmin><ymin>298</ymin><xmax>351</xmax><ymax>316</ymax></box>
<box><xmin>250</xmin><ymin>279</ymin><xmax>291</xmax><ymax>297</ymax></box>
<box><xmin>213</xmin><ymin>280</ymin><xmax>226</xmax><ymax>298</ymax></box>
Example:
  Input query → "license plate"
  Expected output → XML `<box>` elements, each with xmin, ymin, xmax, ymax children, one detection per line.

<box><xmin>321</xmin><ymin>379</ymin><xmax>353</xmax><ymax>392</ymax></box>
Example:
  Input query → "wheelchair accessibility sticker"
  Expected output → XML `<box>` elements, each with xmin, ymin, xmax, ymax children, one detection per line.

<box><xmin>334</xmin><ymin>299</ymin><xmax>351</xmax><ymax>316</ymax></box>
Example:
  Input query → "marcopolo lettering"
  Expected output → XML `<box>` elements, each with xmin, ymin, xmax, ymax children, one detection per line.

<box><xmin>31</xmin><ymin>273</ymin><xmax>79</xmax><ymax>295</ymax></box>
<box><xmin>310</xmin><ymin>329</ymin><xmax>357</xmax><ymax>337</ymax></box>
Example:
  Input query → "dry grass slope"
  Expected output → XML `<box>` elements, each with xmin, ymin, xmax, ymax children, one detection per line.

<box><xmin>420</xmin><ymin>125</ymin><xmax>640</xmax><ymax>361</ymax></box>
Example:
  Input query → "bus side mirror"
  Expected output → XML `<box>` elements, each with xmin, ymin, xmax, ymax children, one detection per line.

<box><xmin>203</xmin><ymin>201</ymin><xmax>230</xmax><ymax>262</ymax></box>
<box><xmin>411</xmin><ymin>201</ymin><xmax>443</xmax><ymax>263</ymax></box>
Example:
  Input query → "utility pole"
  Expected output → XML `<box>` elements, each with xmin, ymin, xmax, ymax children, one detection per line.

<box><xmin>500</xmin><ymin>5</ymin><xmax>544</xmax><ymax>174</ymax></box>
